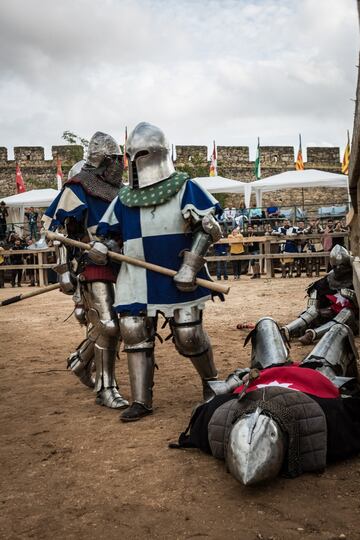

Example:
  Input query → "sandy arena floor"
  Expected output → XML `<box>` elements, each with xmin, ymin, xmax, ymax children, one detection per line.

<box><xmin>1</xmin><ymin>276</ymin><xmax>360</xmax><ymax>540</ymax></box>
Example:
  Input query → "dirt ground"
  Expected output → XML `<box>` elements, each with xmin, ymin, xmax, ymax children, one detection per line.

<box><xmin>1</xmin><ymin>276</ymin><xmax>360</xmax><ymax>540</ymax></box>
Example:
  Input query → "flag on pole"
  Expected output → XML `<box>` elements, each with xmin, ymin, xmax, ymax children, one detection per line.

<box><xmin>254</xmin><ymin>138</ymin><xmax>261</xmax><ymax>179</ymax></box>
<box><xmin>341</xmin><ymin>130</ymin><xmax>351</xmax><ymax>175</ymax></box>
<box><xmin>15</xmin><ymin>163</ymin><xmax>26</xmax><ymax>193</ymax></box>
<box><xmin>171</xmin><ymin>144</ymin><xmax>176</xmax><ymax>162</ymax></box>
<box><xmin>56</xmin><ymin>157</ymin><xmax>64</xmax><ymax>190</ymax></box>
<box><xmin>209</xmin><ymin>140</ymin><xmax>217</xmax><ymax>176</ymax></box>
<box><xmin>123</xmin><ymin>126</ymin><xmax>128</xmax><ymax>169</ymax></box>
<box><xmin>295</xmin><ymin>134</ymin><xmax>304</xmax><ymax>170</ymax></box>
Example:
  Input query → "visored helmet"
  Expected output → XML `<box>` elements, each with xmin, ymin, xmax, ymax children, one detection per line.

<box><xmin>126</xmin><ymin>122</ymin><xmax>175</xmax><ymax>189</ymax></box>
<box><xmin>226</xmin><ymin>408</ymin><xmax>285</xmax><ymax>486</ymax></box>
<box><xmin>86</xmin><ymin>131</ymin><xmax>121</xmax><ymax>168</ymax></box>
<box><xmin>246</xmin><ymin>317</ymin><xmax>290</xmax><ymax>370</ymax></box>
<box><xmin>67</xmin><ymin>159</ymin><xmax>86</xmax><ymax>180</ymax></box>
<box><xmin>329</xmin><ymin>245</ymin><xmax>351</xmax><ymax>269</ymax></box>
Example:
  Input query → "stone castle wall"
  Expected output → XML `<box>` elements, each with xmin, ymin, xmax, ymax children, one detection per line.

<box><xmin>0</xmin><ymin>144</ymin><xmax>347</xmax><ymax>209</ymax></box>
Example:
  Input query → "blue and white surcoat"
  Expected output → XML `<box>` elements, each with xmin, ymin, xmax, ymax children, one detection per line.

<box><xmin>97</xmin><ymin>179</ymin><xmax>221</xmax><ymax>317</ymax></box>
<box><xmin>44</xmin><ymin>183</ymin><xmax>110</xmax><ymax>237</ymax></box>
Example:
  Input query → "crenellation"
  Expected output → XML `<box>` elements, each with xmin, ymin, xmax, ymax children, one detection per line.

<box><xmin>217</xmin><ymin>146</ymin><xmax>249</xmax><ymax>163</ymax></box>
<box><xmin>260</xmin><ymin>146</ymin><xmax>294</xmax><ymax>164</ymax></box>
<box><xmin>307</xmin><ymin>147</ymin><xmax>340</xmax><ymax>164</ymax></box>
<box><xmin>14</xmin><ymin>146</ymin><xmax>44</xmax><ymax>162</ymax></box>
<box><xmin>51</xmin><ymin>145</ymin><xmax>84</xmax><ymax>163</ymax></box>
<box><xmin>0</xmin><ymin>147</ymin><xmax>8</xmax><ymax>162</ymax></box>
<box><xmin>175</xmin><ymin>145</ymin><xmax>207</xmax><ymax>163</ymax></box>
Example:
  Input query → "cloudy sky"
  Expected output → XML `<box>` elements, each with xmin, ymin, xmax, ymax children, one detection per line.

<box><xmin>0</xmin><ymin>0</ymin><xmax>359</xmax><ymax>159</ymax></box>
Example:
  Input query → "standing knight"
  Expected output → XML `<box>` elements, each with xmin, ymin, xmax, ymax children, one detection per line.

<box><xmin>282</xmin><ymin>245</ymin><xmax>358</xmax><ymax>344</ymax></box>
<box><xmin>44</xmin><ymin>132</ymin><xmax>128</xmax><ymax>409</ymax></box>
<box><xmin>95</xmin><ymin>122</ymin><xmax>222</xmax><ymax>422</ymax></box>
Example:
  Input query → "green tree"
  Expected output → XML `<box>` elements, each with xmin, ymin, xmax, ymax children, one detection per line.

<box><xmin>62</xmin><ymin>131</ymin><xmax>89</xmax><ymax>149</ymax></box>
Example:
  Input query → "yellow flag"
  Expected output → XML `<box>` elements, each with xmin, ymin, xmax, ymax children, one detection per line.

<box><xmin>342</xmin><ymin>132</ymin><xmax>350</xmax><ymax>174</ymax></box>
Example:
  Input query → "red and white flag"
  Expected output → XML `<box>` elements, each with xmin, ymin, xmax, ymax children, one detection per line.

<box><xmin>209</xmin><ymin>140</ymin><xmax>217</xmax><ymax>176</ymax></box>
<box><xmin>16</xmin><ymin>163</ymin><xmax>26</xmax><ymax>193</ymax></box>
<box><xmin>56</xmin><ymin>157</ymin><xmax>64</xmax><ymax>190</ymax></box>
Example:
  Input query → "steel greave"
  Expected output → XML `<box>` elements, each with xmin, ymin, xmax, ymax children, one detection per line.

<box><xmin>67</xmin><ymin>337</ymin><xmax>95</xmax><ymax>388</ymax></box>
<box><xmin>127</xmin><ymin>351</ymin><xmax>155</xmax><ymax>409</ymax></box>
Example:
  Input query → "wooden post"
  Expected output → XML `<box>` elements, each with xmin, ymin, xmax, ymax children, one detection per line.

<box><xmin>38</xmin><ymin>251</ymin><xmax>44</xmax><ymax>287</ymax></box>
<box><xmin>264</xmin><ymin>239</ymin><xmax>272</xmax><ymax>277</ymax></box>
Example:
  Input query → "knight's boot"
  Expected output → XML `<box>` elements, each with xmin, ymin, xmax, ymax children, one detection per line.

<box><xmin>299</xmin><ymin>307</ymin><xmax>355</xmax><ymax>345</ymax></box>
<box><xmin>282</xmin><ymin>304</ymin><xmax>319</xmax><ymax>340</ymax></box>
<box><xmin>171</xmin><ymin>307</ymin><xmax>218</xmax><ymax>401</ymax></box>
<box><xmin>94</xmin><ymin>343</ymin><xmax>129</xmax><ymax>409</ymax></box>
<box><xmin>301</xmin><ymin>323</ymin><xmax>359</xmax><ymax>388</ymax></box>
<box><xmin>67</xmin><ymin>337</ymin><xmax>96</xmax><ymax>389</ymax></box>
<box><xmin>121</xmin><ymin>351</ymin><xmax>155</xmax><ymax>422</ymax></box>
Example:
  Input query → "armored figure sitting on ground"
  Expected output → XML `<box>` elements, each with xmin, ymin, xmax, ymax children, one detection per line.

<box><xmin>43</xmin><ymin>132</ymin><xmax>128</xmax><ymax>410</ymax></box>
<box><xmin>95</xmin><ymin>122</ymin><xmax>222</xmax><ymax>422</ymax></box>
<box><xmin>174</xmin><ymin>317</ymin><xmax>360</xmax><ymax>486</ymax></box>
<box><xmin>282</xmin><ymin>245</ymin><xmax>358</xmax><ymax>344</ymax></box>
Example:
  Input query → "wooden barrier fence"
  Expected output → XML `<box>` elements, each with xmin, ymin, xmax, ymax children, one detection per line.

<box><xmin>0</xmin><ymin>232</ymin><xmax>349</xmax><ymax>286</ymax></box>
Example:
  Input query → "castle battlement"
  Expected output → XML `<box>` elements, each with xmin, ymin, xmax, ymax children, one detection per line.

<box><xmin>0</xmin><ymin>144</ymin><xmax>343</xmax><ymax>208</ymax></box>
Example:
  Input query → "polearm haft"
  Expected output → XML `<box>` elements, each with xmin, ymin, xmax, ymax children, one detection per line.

<box><xmin>46</xmin><ymin>231</ymin><xmax>230</xmax><ymax>295</ymax></box>
<box><xmin>0</xmin><ymin>283</ymin><xmax>60</xmax><ymax>307</ymax></box>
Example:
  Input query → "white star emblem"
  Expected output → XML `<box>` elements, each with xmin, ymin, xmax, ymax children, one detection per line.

<box><xmin>256</xmin><ymin>381</ymin><xmax>297</xmax><ymax>390</ymax></box>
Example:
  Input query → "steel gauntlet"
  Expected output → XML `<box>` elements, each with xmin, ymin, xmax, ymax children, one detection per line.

<box><xmin>54</xmin><ymin>243</ymin><xmax>76</xmax><ymax>295</ymax></box>
<box><xmin>174</xmin><ymin>251</ymin><xmax>206</xmax><ymax>292</ymax></box>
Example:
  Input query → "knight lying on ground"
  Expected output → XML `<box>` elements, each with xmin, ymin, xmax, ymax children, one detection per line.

<box><xmin>43</xmin><ymin>132</ymin><xmax>128</xmax><ymax>410</ymax></box>
<box><xmin>282</xmin><ymin>245</ymin><xmax>358</xmax><ymax>345</ymax></box>
<box><xmin>173</xmin><ymin>317</ymin><xmax>360</xmax><ymax>486</ymax></box>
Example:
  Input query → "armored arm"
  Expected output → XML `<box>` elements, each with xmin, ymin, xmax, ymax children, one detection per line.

<box><xmin>174</xmin><ymin>213</ymin><xmax>222</xmax><ymax>292</ymax></box>
<box><xmin>53</xmin><ymin>217</ymin><xmax>86</xmax><ymax>295</ymax></box>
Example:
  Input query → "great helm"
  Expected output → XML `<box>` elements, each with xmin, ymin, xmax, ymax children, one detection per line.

<box><xmin>126</xmin><ymin>122</ymin><xmax>175</xmax><ymax>189</ymax></box>
<box><xmin>86</xmin><ymin>131</ymin><xmax>121</xmax><ymax>168</ymax></box>
<box><xmin>226</xmin><ymin>408</ymin><xmax>285</xmax><ymax>486</ymax></box>
<box><xmin>67</xmin><ymin>159</ymin><xmax>86</xmax><ymax>180</ymax></box>
<box><xmin>329</xmin><ymin>245</ymin><xmax>351</xmax><ymax>269</ymax></box>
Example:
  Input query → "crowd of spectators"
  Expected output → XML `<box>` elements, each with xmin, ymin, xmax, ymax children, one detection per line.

<box><xmin>212</xmin><ymin>204</ymin><xmax>349</xmax><ymax>280</ymax></box>
<box><xmin>0</xmin><ymin>222</ymin><xmax>41</xmax><ymax>288</ymax></box>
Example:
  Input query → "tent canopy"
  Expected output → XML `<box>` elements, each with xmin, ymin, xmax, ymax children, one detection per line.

<box><xmin>194</xmin><ymin>176</ymin><xmax>252</xmax><ymax>207</ymax></box>
<box><xmin>251</xmin><ymin>169</ymin><xmax>348</xmax><ymax>206</ymax></box>
<box><xmin>1</xmin><ymin>188</ymin><xmax>59</xmax><ymax>208</ymax></box>
<box><xmin>1</xmin><ymin>189</ymin><xmax>60</xmax><ymax>236</ymax></box>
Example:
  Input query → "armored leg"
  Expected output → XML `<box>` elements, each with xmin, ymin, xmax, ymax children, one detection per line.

<box><xmin>282</xmin><ymin>304</ymin><xmax>319</xmax><ymax>340</ymax></box>
<box><xmin>300</xmin><ymin>323</ymin><xmax>359</xmax><ymax>388</ymax></box>
<box><xmin>83</xmin><ymin>282</ymin><xmax>128</xmax><ymax>409</ymax></box>
<box><xmin>67</xmin><ymin>333</ymin><xmax>96</xmax><ymax>388</ymax></box>
<box><xmin>119</xmin><ymin>315</ymin><xmax>156</xmax><ymax>422</ymax></box>
<box><xmin>299</xmin><ymin>308</ymin><xmax>356</xmax><ymax>345</ymax></box>
<box><xmin>171</xmin><ymin>306</ymin><xmax>218</xmax><ymax>401</ymax></box>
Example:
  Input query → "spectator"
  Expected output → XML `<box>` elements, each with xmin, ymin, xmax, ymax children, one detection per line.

<box><xmin>227</xmin><ymin>228</ymin><xmax>244</xmax><ymax>280</ymax></box>
<box><xmin>246</xmin><ymin>225</ymin><xmax>261</xmax><ymax>279</ymax></box>
<box><xmin>249</xmin><ymin>202</ymin><xmax>263</xmax><ymax>226</ymax></box>
<box><xmin>213</xmin><ymin>235</ymin><xmax>229</xmax><ymax>281</ymax></box>
<box><xmin>25</xmin><ymin>239</ymin><xmax>37</xmax><ymax>286</ymax></box>
<box><xmin>0</xmin><ymin>201</ymin><xmax>8</xmax><ymax>241</ymax></box>
<box><xmin>0</xmin><ymin>242</ymin><xmax>5</xmax><ymax>288</ymax></box>
<box><xmin>25</xmin><ymin>207</ymin><xmax>39</xmax><ymax>240</ymax></box>
<box><xmin>10</xmin><ymin>239</ymin><xmax>23</xmax><ymax>287</ymax></box>
<box><xmin>266</xmin><ymin>200</ymin><xmax>280</xmax><ymax>220</ymax></box>
<box><xmin>272</xmin><ymin>219</ymin><xmax>299</xmax><ymax>278</ymax></box>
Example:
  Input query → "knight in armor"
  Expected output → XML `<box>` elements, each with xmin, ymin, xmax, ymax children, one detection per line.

<box><xmin>282</xmin><ymin>245</ymin><xmax>358</xmax><ymax>345</ymax></box>
<box><xmin>43</xmin><ymin>132</ymin><xmax>128</xmax><ymax>410</ymax></box>
<box><xmin>174</xmin><ymin>316</ymin><xmax>360</xmax><ymax>486</ymax></box>
<box><xmin>95</xmin><ymin>122</ymin><xmax>222</xmax><ymax>422</ymax></box>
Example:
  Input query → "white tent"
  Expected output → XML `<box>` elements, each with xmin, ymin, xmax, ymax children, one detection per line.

<box><xmin>194</xmin><ymin>176</ymin><xmax>252</xmax><ymax>207</ymax></box>
<box><xmin>250</xmin><ymin>169</ymin><xmax>349</xmax><ymax>206</ymax></box>
<box><xmin>1</xmin><ymin>188</ymin><xmax>59</xmax><ymax>235</ymax></box>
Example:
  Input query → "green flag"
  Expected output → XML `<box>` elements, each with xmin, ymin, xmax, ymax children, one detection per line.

<box><xmin>254</xmin><ymin>137</ymin><xmax>261</xmax><ymax>179</ymax></box>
